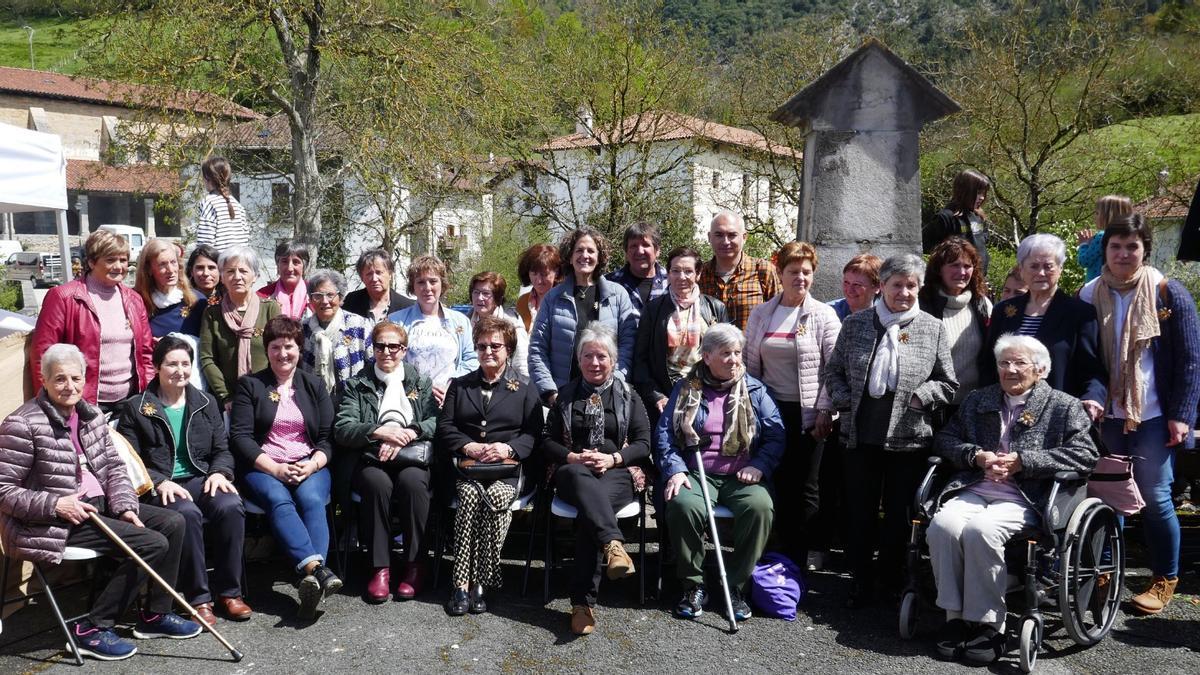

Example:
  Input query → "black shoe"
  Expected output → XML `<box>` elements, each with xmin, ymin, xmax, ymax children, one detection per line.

<box><xmin>312</xmin><ymin>564</ymin><xmax>342</xmax><ymax>597</ymax></box>
<box><xmin>935</xmin><ymin>619</ymin><xmax>969</xmax><ymax>661</ymax></box>
<box><xmin>962</xmin><ymin>625</ymin><xmax>1007</xmax><ymax>664</ymax></box>
<box><xmin>729</xmin><ymin>589</ymin><xmax>752</xmax><ymax>622</ymax></box>
<box><xmin>297</xmin><ymin>574</ymin><xmax>321</xmax><ymax>619</ymax></box>
<box><xmin>468</xmin><ymin>585</ymin><xmax>487</xmax><ymax>614</ymax></box>
<box><xmin>445</xmin><ymin>588</ymin><xmax>469</xmax><ymax>616</ymax></box>
<box><xmin>674</xmin><ymin>584</ymin><xmax>708</xmax><ymax>619</ymax></box>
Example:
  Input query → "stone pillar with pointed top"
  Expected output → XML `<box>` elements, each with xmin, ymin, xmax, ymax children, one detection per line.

<box><xmin>771</xmin><ymin>39</ymin><xmax>960</xmax><ymax>297</ymax></box>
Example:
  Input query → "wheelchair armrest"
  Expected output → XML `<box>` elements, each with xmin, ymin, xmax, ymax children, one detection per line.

<box><xmin>913</xmin><ymin>457</ymin><xmax>946</xmax><ymax>516</ymax></box>
<box><xmin>1054</xmin><ymin>470</ymin><xmax>1086</xmax><ymax>483</ymax></box>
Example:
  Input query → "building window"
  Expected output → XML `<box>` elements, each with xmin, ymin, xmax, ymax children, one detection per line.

<box><xmin>230</xmin><ymin>182</ymin><xmax>241</xmax><ymax>201</ymax></box>
<box><xmin>711</xmin><ymin>170</ymin><xmax>720</xmax><ymax>190</ymax></box>
<box><xmin>521</xmin><ymin>169</ymin><xmax>536</xmax><ymax>188</ymax></box>
<box><xmin>270</xmin><ymin>183</ymin><xmax>292</xmax><ymax>225</ymax></box>
<box><xmin>588</xmin><ymin>173</ymin><xmax>599</xmax><ymax>191</ymax></box>
<box><xmin>135</xmin><ymin>145</ymin><xmax>151</xmax><ymax>163</ymax></box>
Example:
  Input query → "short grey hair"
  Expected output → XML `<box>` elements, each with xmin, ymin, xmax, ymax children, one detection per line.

<box><xmin>879</xmin><ymin>253</ymin><xmax>926</xmax><ymax>286</ymax></box>
<box><xmin>709</xmin><ymin>210</ymin><xmax>745</xmax><ymax>232</ymax></box>
<box><xmin>575</xmin><ymin>322</ymin><xmax>619</xmax><ymax>363</ymax></box>
<box><xmin>700</xmin><ymin>323</ymin><xmax>745</xmax><ymax>355</ymax></box>
<box><xmin>307</xmin><ymin>268</ymin><xmax>348</xmax><ymax>297</ymax></box>
<box><xmin>1017</xmin><ymin>233</ymin><xmax>1067</xmax><ymax>266</ymax></box>
<box><xmin>41</xmin><ymin>343</ymin><xmax>86</xmax><ymax>379</ymax></box>
<box><xmin>993</xmin><ymin>333</ymin><xmax>1052</xmax><ymax>378</ymax></box>
<box><xmin>218</xmin><ymin>245</ymin><xmax>260</xmax><ymax>279</ymax></box>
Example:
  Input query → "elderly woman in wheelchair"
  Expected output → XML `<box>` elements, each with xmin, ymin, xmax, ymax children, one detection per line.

<box><xmin>920</xmin><ymin>334</ymin><xmax>1100</xmax><ymax>665</ymax></box>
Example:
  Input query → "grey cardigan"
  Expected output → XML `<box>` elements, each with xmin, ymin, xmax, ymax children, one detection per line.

<box><xmin>821</xmin><ymin>308</ymin><xmax>958</xmax><ymax>450</ymax></box>
<box><xmin>933</xmin><ymin>380</ymin><xmax>1099</xmax><ymax>512</ymax></box>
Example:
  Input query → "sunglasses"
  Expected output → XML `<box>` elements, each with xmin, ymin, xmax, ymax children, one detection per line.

<box><xmin>475</xmin><ymin>342</ymin><xmax>506</xmax><ymax>353</ymax></box>
<box><xmin>373</xmin><ymin>342</ymin><xmax>406</xmax><ymax>353</ymax></box>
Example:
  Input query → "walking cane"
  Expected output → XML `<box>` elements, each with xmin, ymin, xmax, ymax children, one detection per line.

<box><xmin>86</xmin><ymin>513</ymin><xmax>244</xmax><ymax>662</ymax></box>
<box><xmin>691</xmin><ymin>450</ymin><xmax>739</xmax><ymax>633</ymax></box>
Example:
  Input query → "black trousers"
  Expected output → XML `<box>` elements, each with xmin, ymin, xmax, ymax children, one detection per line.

<box><xmin>771</xmin><ymin>401</ymin><xmax>823</xmax><ymax>564</ymax></box>
<box><xmin>64</xmin><ymin>500</ymin><xmax>184</xmax><ymax>628</ymax></box>
<box><xmin>842</xmin><ymin>445</ymin><xmax>928</xmax><ymax>590</ymax></box>
<box><xmin>152</xmin><ymin>475</ymin><xmax>245</xmax><ymax>605</ymax></box>
<box><xmin>810</xmin><ymin>423</ymin><xmax>847</xmax><ymax>553</ymax></box>
<box><xmin>353</xmin><ymin>461</ymin><xmax>432</xmax><ymax>567</ymax></box>
<box><xmin>555</xmin><ymin>464</ymin><xmax>633</xmax><ymax>607</ymax></box>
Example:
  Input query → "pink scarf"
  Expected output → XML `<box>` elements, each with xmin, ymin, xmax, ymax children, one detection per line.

<box><xmin>221</xmin><ymin>292</ymin><xmax>262</xmax><ymax>378</ymax></box>
<box><xmin>272</xmin><ymin>279</ymin><xmax>308</xmax><ymax>319</ymax></box>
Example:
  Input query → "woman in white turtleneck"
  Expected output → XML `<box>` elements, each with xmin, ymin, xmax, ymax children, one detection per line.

<box><xmin>919</xmin><ymin>237</ymin><xmax>992</xmax><ymax>416</ymax></box>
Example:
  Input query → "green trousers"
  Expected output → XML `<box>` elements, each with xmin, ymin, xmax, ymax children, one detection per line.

<box><xmin>665</xmin><ymin>470</ymin><xmax>774</xmax><ymax>591</ymax></box>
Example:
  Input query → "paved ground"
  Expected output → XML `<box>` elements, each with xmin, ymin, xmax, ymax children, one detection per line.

<box><xmin>2</xmin><ymin>512</ymin><xmax>1199</xmax><ymax>675</ymax></box>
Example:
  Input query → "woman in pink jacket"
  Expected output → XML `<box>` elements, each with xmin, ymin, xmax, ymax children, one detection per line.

<box><xmin>743</xmin><ymin>241</ymin><xmax>841</xmax><ymax>566</ymax></box>
<box><xmin>31</xmin><ymin>229</ymin><xmax>154</xmax><ymax>414</ymax></box>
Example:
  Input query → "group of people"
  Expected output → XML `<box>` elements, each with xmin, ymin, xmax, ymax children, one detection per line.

<box><xmin>0</xmin><ymin>157</ymin><xmax>1195</xmax><ymax>664</ymax></box>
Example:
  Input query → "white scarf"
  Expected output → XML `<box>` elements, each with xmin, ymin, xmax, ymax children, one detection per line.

<box><xmin>376</xmin><ymin>364</ymin><xmax>413</xmax><ymax>427</ymax></box>
<box><xmin>152</xmin><ymin>287</ymin><xmax>183</xmax><ymax>309</ymax></box>
<box><xmin>312</xmin><ymin>309</ymin><xmax>347</xmax><ymax>393</ymax></box>
<box><xmin>867</xmin><ymin>301</ymin><xmax>921</xmax><ymax>398</ymax></box>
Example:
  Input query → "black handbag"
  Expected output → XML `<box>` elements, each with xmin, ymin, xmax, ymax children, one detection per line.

<box><xmin>455</xmin><ymin>456</ymin><xmax>522</xmax><ymax>482</ymax></box>
<box><xmin>366</xmin><ymin>439</ymin><xmax>432</xmax><ymax>469</ymax></box>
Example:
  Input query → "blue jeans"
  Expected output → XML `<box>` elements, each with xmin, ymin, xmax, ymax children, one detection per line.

<box><xmin>1102</xmin><ymin>416</ymin><xmax>1179</xmax><ymax>577</ymax></box>
<box><xmin>243</xmin><ymin>468</ymin><xmax>331</xmax><ymax>573</ymax></box>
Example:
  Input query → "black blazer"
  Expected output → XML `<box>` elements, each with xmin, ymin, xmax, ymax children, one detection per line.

<box><xmin>923</xmin><ymin>208</ymin><xmax>990</xmax><ymax>272</ymax></box>
<box><xmin>229</xmin><ymin>368</ymin><xmax>334</xmax><ymax>470</ymax></box>
<box><xmin>436</xmin><ymin>369</ymin><xmax>544</xmax><ymax>487</ymax></box>
<box><xmin>343</xmin><ymin>288</ymin><xmax>413</xmax><ymax>320</ymax></box>
<box><xmin>632</xmin><ymin>292</ymin><xmax>726</xmax><ymax>411</ymax></box>
<box><xmin>987</xmin><ymin>289</ymin><xmax>1107</xmax><ymax>404</ymax></box>
<box><xmin>116</xmin><ymin>380</ymin><xmax>233</xmax><ymax>486</ymax></box>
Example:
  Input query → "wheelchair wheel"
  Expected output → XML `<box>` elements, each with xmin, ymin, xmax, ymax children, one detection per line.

<box><xmin>898</xmin><ymin>590</ymin><xmax>918</xmax><ymax>640</ymax></box>
<box><xmin>1058</xmin><ymin>498</ymin><xmax>1124</xmax><ymax>646</ymax></box>
<box><xmin>1019</xmin><ymin>616</ymin><xmax>1041</xmax><ymax>673</ymax></box>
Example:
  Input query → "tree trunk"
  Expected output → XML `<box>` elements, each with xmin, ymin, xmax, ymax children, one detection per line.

<box><xmin>289</xmin><ymin>115</ymin><xmax>322</xmax><ymax>254</ymax></box>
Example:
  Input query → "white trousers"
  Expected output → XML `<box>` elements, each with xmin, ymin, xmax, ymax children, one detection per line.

<box><xmin>927</xmin><ymin>491</ymin><xmax>1038</xmax><ymax>625</ymax></box>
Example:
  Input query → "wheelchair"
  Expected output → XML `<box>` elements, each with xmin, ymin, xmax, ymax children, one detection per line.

<box><xmin>898</xmin><ymin>456</ymin><xmax>1124</xmax><ymax>672</ymax></box>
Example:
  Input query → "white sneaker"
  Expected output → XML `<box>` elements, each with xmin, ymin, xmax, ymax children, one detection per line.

<box><xmin>807</xmin><ymin>550</ymin><xmax>826</xmax><ymax>572</ymax></box>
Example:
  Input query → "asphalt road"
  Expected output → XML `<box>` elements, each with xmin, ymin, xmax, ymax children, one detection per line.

<box><xmin>1</xmin><ymin>513</ymin><xmax>1198</xmax><ymax>675</ymax></box>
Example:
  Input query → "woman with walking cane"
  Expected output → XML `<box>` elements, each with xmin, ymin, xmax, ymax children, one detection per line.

<box><xmin>0</xmin><ymin>344</ymin><xmax>202</xmax><ymax>661</ymax></box>
<box><xmin>655</xmin><ymin>323</ymin><xmax>785</xmax><ymax>626</ymax></box>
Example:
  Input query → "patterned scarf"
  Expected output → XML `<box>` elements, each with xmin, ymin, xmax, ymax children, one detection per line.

<box><xmin>581</xmin><ymin>377</ymin><xmax>614</xmax><ymax>450</ymax></box>
<box><xmin>220</xmin><ymin>292</ymin><xmax>261</xmax><ymax>379</ymax></box>
<box><xmin>867</xmin><ymin>301</ymin><xmax>921</xmax><ymax>398</ymax></box>
<box><xmin>310</xmin><ymin>309</ymin><xmax>347</xmax><ymax>393</ymax></box>
<box><xmin>666</xmin><ymin>287</ymin><xmax>705</xmax><ymax>382</ymax></box>
<box><xmin>673</xmin><ymin>361</ymin><xmax>755</xmax><ymax>457</ymax></box>
<box><xmin>1093</xmin><ymin>265</ymin><xmax>1161</xmax><ymax>431</ymax></box>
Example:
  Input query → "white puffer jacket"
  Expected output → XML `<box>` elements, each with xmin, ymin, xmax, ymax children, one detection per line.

<box><xmin>744</xmin><ymin>294</ymin><xmax>841</xmax><ymax>429</ymax></box>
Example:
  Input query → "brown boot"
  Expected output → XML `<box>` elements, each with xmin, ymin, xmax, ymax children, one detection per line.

<box><xmin>604</xmin><ymin>540</ymin><xmax>634</xmax><ymax>580</ymax></box>
<box><xmin>1130</xmin><ymin>576</ymin><xmax>1178</xmax><ymax>615</ymax></box>
<box><xmin>570</xmin><ymin>605</ymin><xmax>595</xmax><ymax>635</ymax></box>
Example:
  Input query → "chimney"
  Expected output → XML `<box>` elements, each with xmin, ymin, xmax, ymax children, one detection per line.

<box><xmin>1157</xmin><ymin>166</ymin><xmax>1170</xmax><ymax>196</ymax></box>
<box><xmin>575</xmin><ymin>105</ymin><xmax>594</xmax><ymax>136</ymax></box>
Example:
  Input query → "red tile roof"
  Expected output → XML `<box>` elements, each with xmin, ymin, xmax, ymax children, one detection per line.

<box><xmin>1136</xmin><ymin>180</ymin><xmax>1196</xmax><ymax>220</ymax></box>
<box><xmin>67</xmin><ymin>160</ymin><xmax>179</xmax><ymax>196</ymax></box>
<box><xmin>0</xmin><ymin>66</ymin><xmax>260</xmax><ymax>120</ymax></box>
<box><xmin>215</xmin><ymin>112</ymin><xmax>346</xmax><ymax>150</ymax></box>
<box><xmin>536</xmin><ymin>111</ymin><xmax>802</xmax><ymax>159</ymax></box>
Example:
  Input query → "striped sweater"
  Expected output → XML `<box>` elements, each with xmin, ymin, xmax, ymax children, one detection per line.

<box><xmin>195</xmin><ymin>192</ymin><xmax>249</xmax><ymax>251</ymax></box>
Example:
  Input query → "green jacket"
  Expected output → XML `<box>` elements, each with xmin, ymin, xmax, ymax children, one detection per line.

<box><xmin>332</xmin><ymin>363</ymin><xmax>438</xmax><ymax>505</ymax></box>
<box><xmin>198</xmin><ymin>298</ymin><xmax>282</xmax><ymax>407</ymax></box>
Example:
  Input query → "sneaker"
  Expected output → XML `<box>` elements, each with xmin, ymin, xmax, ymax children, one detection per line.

<box><xmin>69</xmin><ymin>619</ymin><xmax>137</xmax><ymax>661</ymax></box>
<box><xmin>962</xmin><ymin>625</ymin><xmax>1007</xmax><ymax>665</ymax></box>
<box><xmin>674</xmin><ymin>584</ymin><xmax>708</xmax><ymax>619</ymax></box>
<box><xmin>1130</xmin><ymin>576</ymin><xmax>1178</xmax><ymax>615</ymax></box>
<box><xmin>312</xmin><ymin>564</ymin><xmax>343</xmax><ymax>597</ymax></box>
<box><xmin>297</xmin><ymin>574</ymin><xmax>322</xmax><ymax>619</ymax></box>
<box><xmin>729</xmin><ymin>589</ymin><xmax>752</xmax><ymax>621</ymax></box>
<box><xmin>934</xmin><ymin>619</ymin><xmax>969</xmax><ymax>661</ymax></box>
<box><xmin>603</xmin><ymin>540</ymin><xmax>634</xmax><ymax>580</ymax></box>
<box><xmin>132</xmin><ymin>611</ymin><xmax>203</xmax><ymax>640</ymax></box>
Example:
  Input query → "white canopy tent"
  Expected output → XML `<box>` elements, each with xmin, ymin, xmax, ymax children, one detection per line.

<box><xmin>0</xmin><ymin>122</ymin><xmax>71</xmax><ymax>282</ymax></box>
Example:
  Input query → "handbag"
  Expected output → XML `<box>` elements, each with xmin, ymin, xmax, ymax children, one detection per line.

<box><xmin>367</xmin><ymin>439</ymin><xmax>432</xmax><ymax>469</ymax></box>
<box><xmin>456</xmin><ymin>456</ymin><xmax>522</xmax><ymax>482</ymax></box>
<box><xmin>1085</xmin><ymin>425</ymin><xmax>1145</xmax><ymax>516</ymax></box>
<box><xmin>108</xmin><ymin>427</ymin><xmax>154</xmax><ymax>497</ymax></box>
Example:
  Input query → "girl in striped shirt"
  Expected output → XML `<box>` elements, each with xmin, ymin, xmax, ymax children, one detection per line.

<box><xmin>196</xmin><ymin>156</ymin><xmax>249</xmax><ymax>252</ymax></box>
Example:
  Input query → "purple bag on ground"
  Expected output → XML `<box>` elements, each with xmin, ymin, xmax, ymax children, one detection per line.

<box><xmin>750</xmin><ymin>552</ymin><xmax>805</xmax><ymax>621</ymax></box>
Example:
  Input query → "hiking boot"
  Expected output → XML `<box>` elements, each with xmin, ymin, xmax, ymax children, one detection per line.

<box><xmin>1130</xmin><ymin>576</ymin><xmax>1178</xmax><ymax>615</ymax></box>
<box><xmin>132</xmin><ymin>611</ymin><xmax>202</xmax><ymax>640</ymax></box>
<box><xmin>729</xmin><ymin>588</ymin><xmax>752</xmax><ymax>622</ymax></box>
<box><xmin>69</xmin><ymin>619</ymin><xmax>136</xmax><ymax>661</ymax></box>
<box><xmin>570</xmin><ymin>605</ymin><xmax>595</xmax><ymax>635</ymax></box>
<box><xmin>934</xmin><ymin>619</ymin><xmax>969</xmax><ymax>661</ymax></box>
<box><xmin>674</xmin><ymin>584</ymin><xmax>708</xmax><ymax>619</ymax></box>
<box><xmin>604</xmin><ymin>540</ymin><xmax>634</xmax><ymax>580</ymax></box>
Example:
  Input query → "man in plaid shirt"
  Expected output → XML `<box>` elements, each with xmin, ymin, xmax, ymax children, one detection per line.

<box><xmin>698</xmin><ymin>211</ymin><xmax>780</xmax><ymax>330</ymax></box>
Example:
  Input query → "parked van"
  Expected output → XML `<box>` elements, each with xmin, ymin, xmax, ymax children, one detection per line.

<box><xmin>5</xmin><ymin>251</ymin><xmax>62</xmax><ymax>286</ymax></box>
<box><xmin>98</xmin><ymin>224</ymin><xmax>146</xmax><ymax>265</ymax></box>
<box><xmin>0</xmin><ymin>240</ymin><xmax>22</xmax><ymax>260</ymax></box>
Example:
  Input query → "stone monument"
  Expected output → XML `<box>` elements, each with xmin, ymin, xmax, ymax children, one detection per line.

<box><xmin>771</xmin><ymin>38</ymin><xmax>960</xmax><ymax>296</ymax></box>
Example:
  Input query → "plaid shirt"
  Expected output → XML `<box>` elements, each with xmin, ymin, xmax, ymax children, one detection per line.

<box><xmin>605</xmin><ymin>263</ymin><xmax>669</xmax><ymax>314</ymax></box>
<box><xmin>698</xmin><ymin>254</ymin><xmax>780</xmax><ymax>330</ymax></box>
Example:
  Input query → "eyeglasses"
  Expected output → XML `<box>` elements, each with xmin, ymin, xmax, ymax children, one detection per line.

<box><xmin>374</xmin><ymin>342</ymin><xmax>406</xmax><ymax>353</ymax></box>
<box><xmin>475</xmin><ymin>342</ymin><xmax>506</xmax><ymax>353</ymax></box>
<box><xmin>308</xmin><ymin>292</ymin><xmax>340</xmax><ymax>302</ymax></box>
<box><xmin>471</xmin><ymin>289</ymin><xmax>494</xmax><ymax>300</ymax></box>
<box><xmin>998</xmin><ymin>360</ymin><xmax>1033</xmax><ymax>371</ymax></box>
